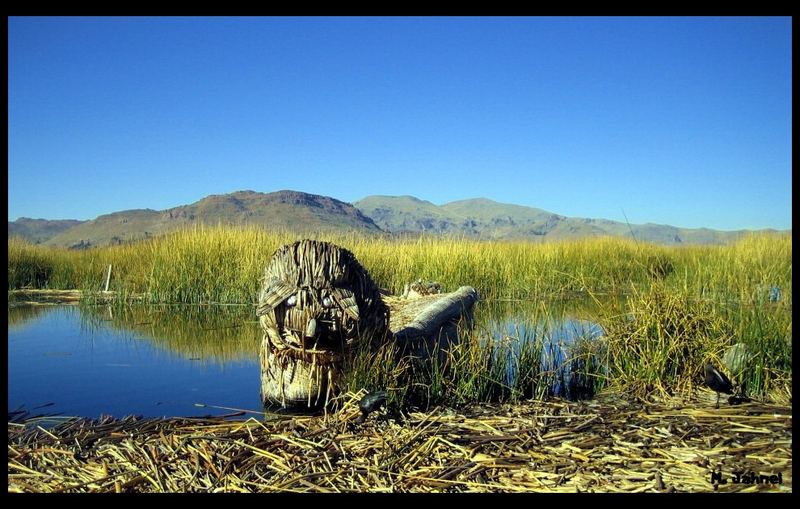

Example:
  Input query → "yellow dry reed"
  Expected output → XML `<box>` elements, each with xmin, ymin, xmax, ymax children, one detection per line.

<box><xmin>8</xmin><ymin>391</ymin><xmax>791</xmax><ymax>493</ymax></box>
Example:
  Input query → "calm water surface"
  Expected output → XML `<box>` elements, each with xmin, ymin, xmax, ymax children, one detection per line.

<box><xmin>8</xmin><ymin>299</ymin><xmax>606</xmax><ymax>419</ymax></box>
<box><xmin>476</xmin><ymin>299</ymin><xmax>607</xmax><ymax>398</ymax></box>
<box><xmin>8</xmin><ymin>305</ymin><xmax>262</xmax><ymax>419</ymax></box>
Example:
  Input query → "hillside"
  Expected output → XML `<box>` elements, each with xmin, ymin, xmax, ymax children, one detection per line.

<box><xmin>355</xmin><ymin>196</ymin><xmax>762</xmax><ymax>245</ymax></box>
<box><xmin>40</xmin><ymin>190</ymin><xmax>383</xmax><ymax>249</ymax></box>
<box><xmin>7</xmin><ymin>218</ymin><xmax>87</xmax><ymax>244</ymax></box>
<box><xmin>353</xmin><ymin>195</ymin><xmax>464</xmax><ymax>234</ymax></box>
<box><xmin>9</xmin><ymin>191</ymin><xmax>783</xmax><ymax>248</ymax></box>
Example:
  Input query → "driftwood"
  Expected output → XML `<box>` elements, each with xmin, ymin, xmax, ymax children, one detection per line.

<box><xmin>7</xmin><ymin>289</ymin><xmax>126</xmax><ymax>306</ymax></box>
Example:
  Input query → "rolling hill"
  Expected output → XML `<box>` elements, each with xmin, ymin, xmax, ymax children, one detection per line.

<box><xmin>31</xmin><ymin>190</ymin><xmax>383</xmax><ymax>248</ymax></box>
<box><xmin>7</xmin><ymin>218</ymin><xmax>87</xmax><ymax>244</ymax></box>
<box><xmin>8</xmin><ymin>190</ymin><xmax>784</xmax><ymax>248</ymax></box>
<box><xmin>354</xmin><ymin>196</ymin><xmax>775</xmax><ymax>244</ymax></box>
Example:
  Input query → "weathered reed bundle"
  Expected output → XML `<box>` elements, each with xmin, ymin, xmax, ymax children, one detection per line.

<box><xmin>256</xmin><ymin>240</ymin><xmax>390</xmax><ymax>408</ymax></box>
<box><xmin>386</xmin><ymin>286</ymin><xmax>478</xmax><ymax>340</ymax></box>
<box><xmin>8</xmin><ymin>392</ymin><xmax>791</xmax><ymax>493</ymax></box>
<box><xmin>256</xmin><ymin>240</ymin><xmax>480</xmax><ymax>409</ymax></box>
<box><xmin>384</xmin><ymin>286</ymin><xmax>479</xmax><ymax>358</ymax></box>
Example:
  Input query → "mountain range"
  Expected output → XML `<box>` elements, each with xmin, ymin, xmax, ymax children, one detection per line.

<box><xmin>8</xmin><ymin>190</ymin><xmax>783</xmax><ymax>248</ymax></box>
<box><xmin>8</xmin><ymin>218</ymin><xmax>87</xmax><ymax>244</ymax></box>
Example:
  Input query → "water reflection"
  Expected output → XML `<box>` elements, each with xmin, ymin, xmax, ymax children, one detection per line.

<box><xmin>8</xmin><ymin>305</ymin><xmax>262</xmax><ymax>420</ymax></box>
<box><xmin>77</xmin><ymin>304</ymin><xmax>260</xmax><ymax>362</ymax></box>
<box><xmin>8</xmin><ymin>297</ymin><xmax>612</xmax><ymax>419</ymax></box>
<box><xmin>474</xmin><ymin>298</ymin><xmax>608</xmax><ymax>400</ymax></box>
<box><xmin>7</xmin><ymin>305</ymin><xmax>56</xmax><ymax>332</ymax></box>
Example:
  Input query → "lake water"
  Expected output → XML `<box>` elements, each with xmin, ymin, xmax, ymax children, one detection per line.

<box><xmin>8</xmin><ymin>300</ymin><xmax>605</xmax><ymax>419</ymax></box>
<box><xmin>8</xmin><ymin>305</ymin><xmax>262</xmax><ymax>420</ymax></box>
<box><xmin>475</xmin><ymin>299</ymin><xmax>607</xmax><ymax>399</ymax></box>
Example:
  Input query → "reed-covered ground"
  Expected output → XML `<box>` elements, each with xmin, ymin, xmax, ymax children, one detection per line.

<box><xmin>7</xmin><ymin>228</ymin><xmax>792</xmax><ymax>402</ymax></box>
<box><xmin>8</xmin><ymin>391</ymin><xmax>792</xmax><ymax>493</ymax></box>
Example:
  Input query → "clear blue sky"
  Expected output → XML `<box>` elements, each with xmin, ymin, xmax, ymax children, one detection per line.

<box><xmin>8</xmin><ymin>16</ymin><xmax>792</xmax><ymax>231</ymax></box>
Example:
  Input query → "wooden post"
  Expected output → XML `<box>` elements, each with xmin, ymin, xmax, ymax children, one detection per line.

<box><xmin>104</xmin><ymin>264</ymin><xmax>112</xmax><ymax>292</ymax></box>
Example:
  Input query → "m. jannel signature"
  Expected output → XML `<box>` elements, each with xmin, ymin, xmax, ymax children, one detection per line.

<box><xmin>711</xmin><ymin>470</ymin><xmax>783</xmax><ymax>485</ymax></box>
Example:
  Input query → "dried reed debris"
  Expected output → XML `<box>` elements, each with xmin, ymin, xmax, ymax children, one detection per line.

<box><xmin>8</xmin><ymin>392</ymin><xmax>791</xmax><ymax>493</ymax></box>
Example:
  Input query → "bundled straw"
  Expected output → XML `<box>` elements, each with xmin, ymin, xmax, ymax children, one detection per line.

<box><xmin>256</xmin><ymin>240</ymin><xmax>389</xmax><ymax>408</ymax></box>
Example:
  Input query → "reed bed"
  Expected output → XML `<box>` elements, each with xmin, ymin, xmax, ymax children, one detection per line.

<box><xmin>7</xmin><ymin>227</ymin><xmax>792</xmax><ymax>304</ymax></box>
<box><xmin>6</xmin><ymin>285</ymin><xmax>792</xmax><ymax>403</ymax></box>
<box><xmin>6</xmin><ymin>230</ymin><xmax>792</xmax><ymax>424</ymax></box>
<box><xmin>8</xmin><ymin>390</ymin><xmax>791</xmax><ymax>493</ymax></box>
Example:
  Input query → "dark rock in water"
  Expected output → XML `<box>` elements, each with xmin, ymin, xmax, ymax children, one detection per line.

<box><xmin>359</xmin><ymin>391</ymin><xmax>388</xmax><ymax>419</ymax></box>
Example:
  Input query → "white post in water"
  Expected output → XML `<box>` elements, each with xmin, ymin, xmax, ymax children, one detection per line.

<box><xmin>104</xmin><ymin>264</ymin><xmax>112</xmax><ymax>292</ymax></box>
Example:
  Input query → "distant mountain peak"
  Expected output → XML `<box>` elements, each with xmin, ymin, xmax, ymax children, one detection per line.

<box><xmin>445</xmin><ymin>197</ymin><xmax>497</xmax><ymax>205</ymax></box>
<box><xmin>8</xmin><ymin>218</ymin><xmax>88</xmax><ymax>244</ymax></box>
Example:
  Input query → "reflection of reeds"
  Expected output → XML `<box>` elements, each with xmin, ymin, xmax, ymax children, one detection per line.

<box><xmin>7</xmin><ymin>304</ymin><xmax>57</xmax><ymax>331</ymax></box>
<box><xmin>8</xmin><ymin>391</ymin><xmax>792</xmax><ymax>493</ymax></box>
<box><xmin>78</xmin><ymin>304</ymin><xmax>260</xmax><ymax>362</ymax></box>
